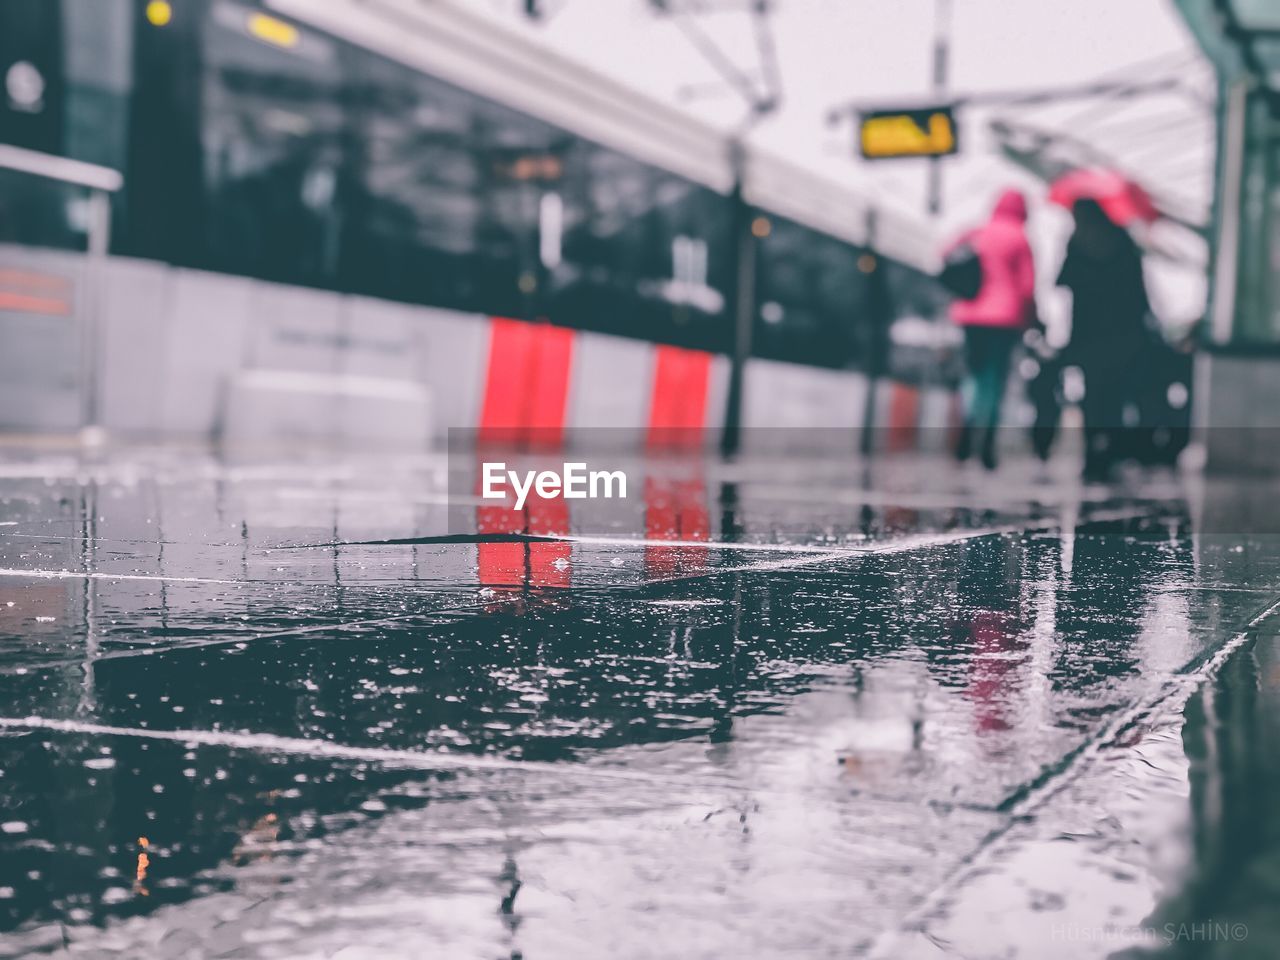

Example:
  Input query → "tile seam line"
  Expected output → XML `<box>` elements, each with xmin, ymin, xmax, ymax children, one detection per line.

<box><xmin>0</xmin><ymin>508</ymin><xmax>1156</xmax><ymax>672</ymax></box>
<box><xmin>0</xmin><ymin>713</ymin><xmax>1010</xmax><ymax>814</ymax></box>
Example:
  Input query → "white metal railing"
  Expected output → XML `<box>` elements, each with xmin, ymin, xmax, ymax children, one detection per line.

<box><xmin>0</xmin><ymin>144</ymin><xmax>123</xmax><ymax>435</ymax></box>
<box><xmin>0</xmin><ymin>143</ymin><xmax>123</xmax><ymax>193</ymax></box>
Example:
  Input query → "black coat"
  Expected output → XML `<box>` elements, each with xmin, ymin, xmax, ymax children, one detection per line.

<box><xmin>1055</xmin><ymin>232</ymin><xmax>1149</xmax><ymax>370</ymax></box>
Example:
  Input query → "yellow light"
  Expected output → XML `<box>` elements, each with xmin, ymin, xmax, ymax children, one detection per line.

<box><xmin>145</xmin><ymin>0</ymin><xmax>172</xmax><ymax>27</ymax></box>
<box><xmin>248</xmin><ymin>12</ymin><xmax>299</xmax><ymax>49</ymax></box>
<box><xmin>751</xmin><ymin>216</ymin><xmax>771</xmax><ymax>239</ymax></box>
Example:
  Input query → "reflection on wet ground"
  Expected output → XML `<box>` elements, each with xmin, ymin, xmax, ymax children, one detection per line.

<box><xmin>0</xmin><ymin>447</ymin><xmax>1278</xmax><ymax>957</ymax></box>
<box><xmin>1109</xmin><ymin>623</ymin><xmax>1280</xmax><ymax>960</ymax></box>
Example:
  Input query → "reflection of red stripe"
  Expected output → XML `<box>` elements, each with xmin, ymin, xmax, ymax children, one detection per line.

<box><xmin>475</xmin><ymin>446</ymin><xmax>572</xmax><ymax>590</ymax></box>
<box><xmin>644</xmin><ymin>475</ymin><xmax>709</xmax><ymax>576</ymax></box>
<box><xmin>526</xmin><ymin>493</ymin><xmax>571</xmax><ymax>588</ymax></box>
<box><xmin>647</xmin><ymin>345</ymin><xmax>711</xmax><ymax>450</ymax></box>
<box><xmin>476</xmin><ymin>495</ymin><xmax>572</xmax><ymax>589</ymax></box>
<box><xmin>479</xmin><ymin>318</ymin><xmax>574</xmax><ymax>447</ymax></box>
<box><xmin>886</xmin><ymin>382</ymin><xmax>920</xmax><ymax>452</ymax></box>
<box><xmin>477</xmin><ymin>538</ymin><xmax>571</xmax><ymax>590</ymax></box>
<box><xmin>475</xmin><ymin>538</ymin><xmax>525</xmax><ymax>589</ymax></box>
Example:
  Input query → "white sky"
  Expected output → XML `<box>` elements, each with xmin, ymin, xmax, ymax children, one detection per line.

<box><xmin>470</xmin><ymin>0</ymin><xmax>1217</xmax><ymax>328</ymax></box>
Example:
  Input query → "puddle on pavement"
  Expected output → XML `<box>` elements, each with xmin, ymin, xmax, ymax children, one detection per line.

<box><xmin>1</xmin><ymin>455</ymin><xmax>1278</xmax><ymax>956</ymax></box>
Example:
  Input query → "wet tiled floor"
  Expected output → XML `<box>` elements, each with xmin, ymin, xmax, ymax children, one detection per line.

<box><xmin>0</xmin><ymin>446</ymin><xmax>1277</xmax><ymax>958</ymax></box>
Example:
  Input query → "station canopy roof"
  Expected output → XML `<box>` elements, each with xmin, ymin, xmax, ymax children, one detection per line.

<box><xmin>1178</xmin><ymin>0</ymin><xmax>1280</xmax><ymax>95</ymax></box>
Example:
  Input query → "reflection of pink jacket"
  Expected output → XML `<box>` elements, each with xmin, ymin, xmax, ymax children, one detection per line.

<box><xmin>949</xmin><ymin>190</ymin><xmax>1036</xmax><ymax>328</ymax></box>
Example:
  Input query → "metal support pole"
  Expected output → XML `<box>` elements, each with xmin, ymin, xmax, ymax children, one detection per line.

<box><xmin>720</xmin><ymin>140</ymin><xmax>756</xmax><ymax>458</ymax></box>
<box><xmin>927</xmin><ymin>0</ymin><xmax>951</xmax><ymax>217</ymax></box>
<box><xmin>81</xmin><ymin>189</ymin><xmax>112</xmax><ymax>441</ymax></box>
<box><xmin>859</xmin><ymin>208</ymin><xmax>886</xmax><ymax>459</ymax></box>
<box><xmin>926</xmin><ymin>161</ymin><xmax>943</xmax><ymax>218</ymax></box>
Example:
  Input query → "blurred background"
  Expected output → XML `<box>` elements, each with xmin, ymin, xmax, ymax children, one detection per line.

<box><xmin>0</xmin><ymin>0</ymin><xmax>1273</xmax><ymax>469</ymax></box>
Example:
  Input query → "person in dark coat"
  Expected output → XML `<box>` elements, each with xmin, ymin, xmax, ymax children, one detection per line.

<box><xmin>1055</xmin><ymin>198</ymin><xmax>1150</xmax><ymax>481</ymax></box>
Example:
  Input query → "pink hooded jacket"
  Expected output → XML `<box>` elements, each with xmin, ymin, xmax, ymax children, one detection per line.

<box><xmin>949</xmin><ymin>189</ymin><xmax>1036</xmax><ymax>328</ymax></box>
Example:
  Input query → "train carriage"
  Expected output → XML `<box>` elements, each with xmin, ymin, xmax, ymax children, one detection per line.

<box><xmin>0</xmin><ymin>0</ymin><xmax>955</xmax><ymax>448</ymax></box>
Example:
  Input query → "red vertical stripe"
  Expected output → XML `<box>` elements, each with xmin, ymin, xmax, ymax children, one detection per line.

<box><xmin>525</xmin><ymin>324</ymin><xmax>574</xmax><ymax>449</ymax></box>
<box><xmin>479</xmin><ymin>318</ymin><xmax>535</xmax><ymax>445</ymax></box>
<box><xmin>478</xmin><ymin>318</ymin><xmax>574</xmax><ymax>447</ymax></box>
<box><xmin>647</xmin><ymin>345</ymin><xmax>712</xmax><ymax>450</ymax></box>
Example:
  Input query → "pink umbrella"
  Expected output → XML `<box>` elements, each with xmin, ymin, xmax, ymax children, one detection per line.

<box><xmin>1048</xmin><ymin>168</ymin><xmax>1158</xmax><ymax>226</ymax></box>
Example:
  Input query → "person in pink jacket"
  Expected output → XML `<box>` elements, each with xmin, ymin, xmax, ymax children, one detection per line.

<box><xmin>949</xmin><ymin>189</ymin><xmax>1037</xmax><ymax>470</ymax></box>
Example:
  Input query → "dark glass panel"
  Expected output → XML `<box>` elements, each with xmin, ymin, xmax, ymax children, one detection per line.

<box><xmin>0</xmin><ymin>0</ymin><xmax>64</xmax><ymax>155</ymax></box>
<box><xmin>753</xmin><ymin>215</ymin><xmax>867</xmax><ymax>369</ymax></box>
<box><xmin>547</xmin><ymin>141</ymin><xmax>732</xmax><ymax>352</ymax></box>
<box><xmin>121</xmin><ymin>0</ymin><xmax>205</xmax><ymax>262</ymax></box>
<box><xmin>0</xmin><ymin>169</ymin><xmax>86</xmax><ymax>250</ymax></box>
<box><xmin>335</xmin><ymin>41</ymin><xmax>550</xmax><ymax>317</ymax></box>
<box><xmin>199</xmin><ymin>0</ymin><xmax>344</xmax><ymax>284</ymax></box>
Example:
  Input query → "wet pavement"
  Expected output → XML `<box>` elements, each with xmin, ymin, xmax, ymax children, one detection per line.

<box><xmin>0</xmin><ymin>445</ymin><xmax>1278</xmax><ymax>958</ymax></box>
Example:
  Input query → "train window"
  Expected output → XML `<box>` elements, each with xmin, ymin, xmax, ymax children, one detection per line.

<box><xmin>196</xmin><ymin>0</ymin><xmax>552</xmax><ymax>314</ymax></box>
<box><xmin>753</xmin><ymin>215</ymin><xmax>869</xmax><ymax>369</ymax></box>
<box><xmin>548</xmin><ymin>140</ymin><xmax>731</xmax><ymax>352</ymax></box>
<box><xmin>334</xmin><ymin>40</ymin><xmax>547</xmax><ymax>317</ymax></box>
<box><xmin>882</xmin><ymin>258</ymin><xmax>949</xmax><ymax>326</ymax></box>
<box><xmin>116</xmin><ymin>0</ymin><xmax>739</xmax><ymax>345</ymax></box>
<box><xmin>880</xmin><ymin>259</ymin><xmax>960</xmax><ymax>387</ymax></box>
<box><xmin>120</xmin><ymin>0</ymin><xmax>912</xmax><ymax>364</ymax></box>
<box><xmin>61</xmin><ymin>0</ymin><xmax>133</xmax><ymax>173</ymax></box>
<box><xmin>200</xmin><ymin>0</ymin><xmax>344</xmax><ymax>285</ymax></box>
<box><xmin>0</xmin><ymin>0</ymin><xmax>63</xmax><ymax>156</ymax></box>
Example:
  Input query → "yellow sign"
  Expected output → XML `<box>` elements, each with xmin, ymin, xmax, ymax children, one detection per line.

<box><xmin>859</xmin><ymin>107</ymin><xmax>958</xmax><ymax>160</ymax></box>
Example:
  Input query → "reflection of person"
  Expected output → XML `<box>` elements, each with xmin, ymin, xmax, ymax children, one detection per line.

<box><xmin>1056</xmin><ymin>198</ymin><xmax>1150</xmax><ymax>481</ymax></box>
<box><xmin>948</xmin><ymin>190</ymin><xmax>1037</xmax><ymax>470</ymax></box>
<box><xmin>949</xmin><ymin>537</ymin><xmax>1028</xmax><ymax>738</ymax></box>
